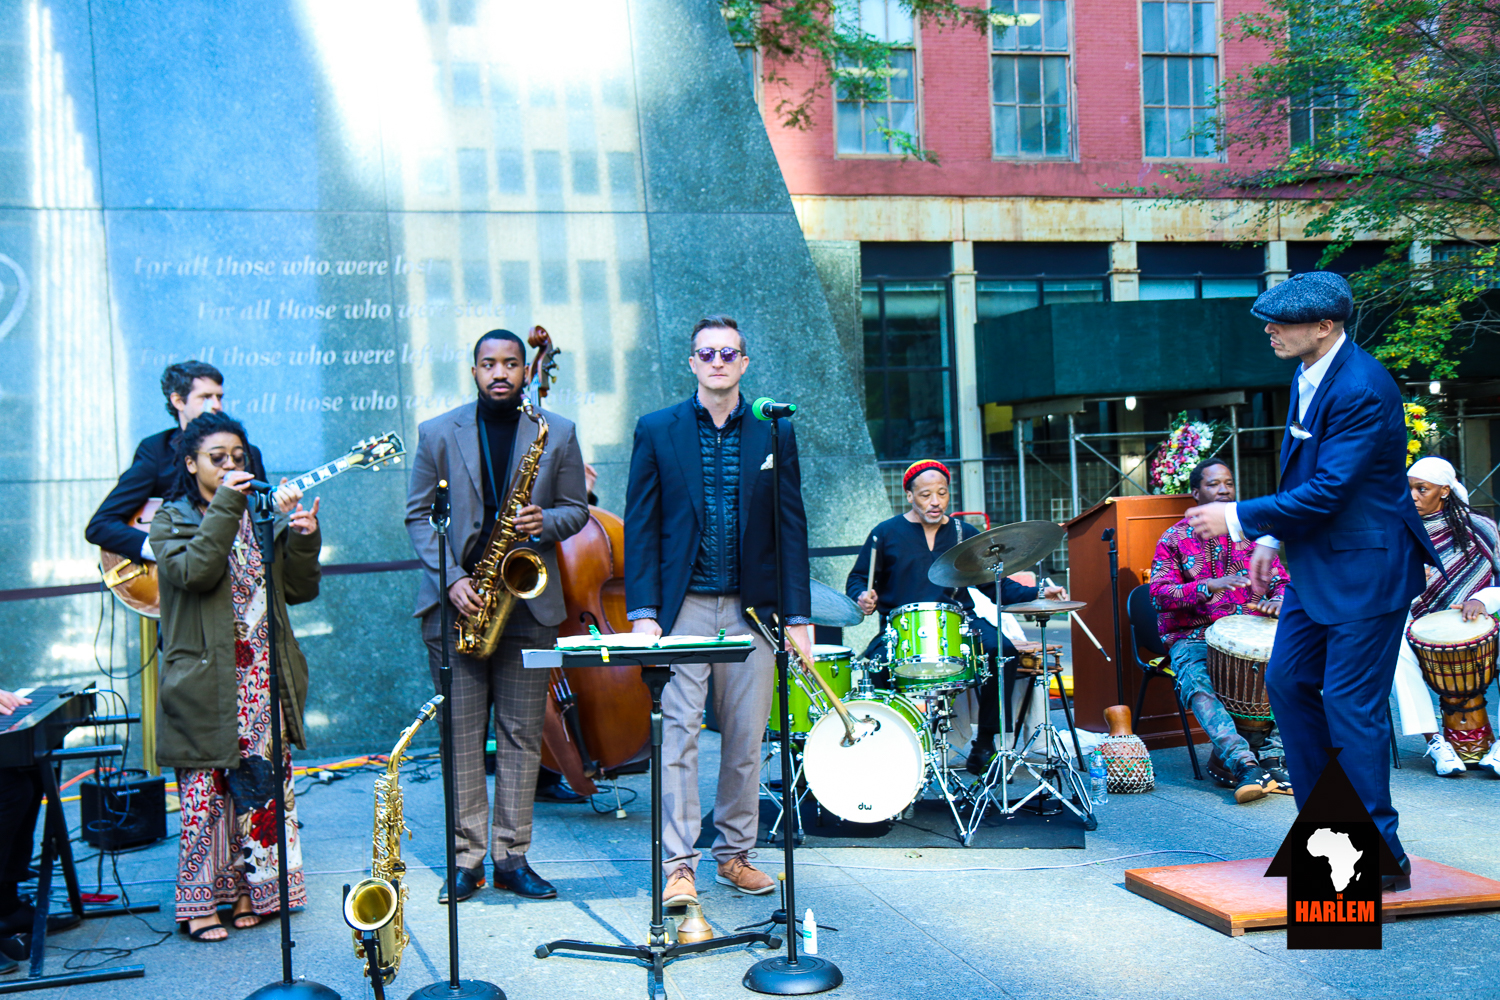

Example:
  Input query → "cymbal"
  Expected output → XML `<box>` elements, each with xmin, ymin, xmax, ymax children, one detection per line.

<box><xmin>809</xmin><ymin>578</ymin><xmax>864</xmax><ymax>628</ymax></box>
<box><xmin>999</xmin><ymin>599</ymin><xmax>1088</xmax><ymax>616</ymax></box>
<box><xmin>927</xmin><ymin>519</ymin><xmax>1066</xmax><ymax>588</ymax></box>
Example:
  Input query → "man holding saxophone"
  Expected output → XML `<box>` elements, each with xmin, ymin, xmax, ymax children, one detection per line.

<box><xmin>405</xmin><ymin>329</ymin><xmax>589</xmax><ymax>902</ymax></box>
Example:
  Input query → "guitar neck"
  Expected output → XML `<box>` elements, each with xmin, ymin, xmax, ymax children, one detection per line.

<box><xmin>286</xmin><ymin>457</ymin><xmax>357</xmax><ymax>494</ymax></box>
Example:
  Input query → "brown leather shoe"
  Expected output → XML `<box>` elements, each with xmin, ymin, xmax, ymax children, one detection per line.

<box><xmin>663</xmin><ymin>865</ymin><xmax>697</xmax><ymax>905</ymax></box>
<box><xmin>715</xmin><ymin>852</ymin><xmax>775</xmax><ymax>895</ymax></box>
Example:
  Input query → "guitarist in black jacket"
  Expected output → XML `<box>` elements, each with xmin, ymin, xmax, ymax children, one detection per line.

<box><xmin>86</xmin><ymin>360</ymin><xmax>266</xmax><ymax>563</ymax></box>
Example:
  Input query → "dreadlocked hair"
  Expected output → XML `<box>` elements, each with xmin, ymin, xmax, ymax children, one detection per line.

<box><xmin>168</xmin><ymin>411</ymin><xmax>251</xmax><ymax>504</ymax></box>
<box><xmin>1441</xmin><ymin>488</ymin><xmax>1477</xmax><ymax>556</ymax></box>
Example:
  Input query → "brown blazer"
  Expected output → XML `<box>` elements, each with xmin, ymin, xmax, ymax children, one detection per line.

<box><xmin>404</xmin><ymin>400</ymin><xmax>588</xmax><ymax>627</ymax></box>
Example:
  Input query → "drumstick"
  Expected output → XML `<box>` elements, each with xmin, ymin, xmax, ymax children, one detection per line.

<box><xmin>866</xmin><ymin>536</ymin><xmax>879</xmax><ymax>607</ymax></box>
<box><xmin>1070</xmin><ymin>611</ymin><xmax>1111</xmax><ymax>663</ymax></box>
<box><xmin>747</xmin><ymin>608</ymin><xmax>862</xmax><ymax>747</ymax></box>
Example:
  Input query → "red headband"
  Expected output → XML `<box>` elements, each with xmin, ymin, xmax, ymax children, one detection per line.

<box><xmin>903</xmin><ymin>460</ymin><xmax>951</xmax><ymax>491</ymax></box>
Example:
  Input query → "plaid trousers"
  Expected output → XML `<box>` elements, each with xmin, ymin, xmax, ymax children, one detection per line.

<box><xmin>423</xmin><ymin>601</ymin><xmax>555</xmax><ymax>872</ymax></box>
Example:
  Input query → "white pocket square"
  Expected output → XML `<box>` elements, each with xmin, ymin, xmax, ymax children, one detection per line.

<box><xmin>760</xmin><ymin>453</ymin><xmax>774</xmax><ymax>471</ymax></box>
<box><xmin>1289</xmin><ymin>421</ymin><xmax>1312</xmax><ymax>440</ymax></box>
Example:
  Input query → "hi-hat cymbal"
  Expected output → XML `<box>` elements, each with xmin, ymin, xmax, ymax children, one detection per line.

<box><xmin>928</xmin><ymin>519</ymin><xmax>1065</xmax><ymax>589</ymax></box>
<box><xmin>999</xmin><ymin>599</ymin><xmax>1088</xmax><ymax>616</ymax></box>
<box><xmin>809</xmin><ymin>578</ymin><xmax>864</xmax><ymax>627</ymax></box>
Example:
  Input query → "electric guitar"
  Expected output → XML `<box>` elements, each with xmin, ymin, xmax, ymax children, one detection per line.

<box><xmin>98</xmin><ymin>431</ymin><xmax>405</xmax><ymax>618</ymax></box>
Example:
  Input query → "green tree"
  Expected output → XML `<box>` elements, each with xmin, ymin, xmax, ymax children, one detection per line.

<box><xmin>722</xmin><ymin>0</ymin><xmax>994</xmax><ymax>162</ymax></box>
<box><xmin>1148</xmin><ymin>0</ymin><xmax>1500</xmax><ymax>379</ymax></box>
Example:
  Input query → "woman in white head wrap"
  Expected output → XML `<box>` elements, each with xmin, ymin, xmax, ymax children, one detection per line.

<box><xmin>1393</xmin><ymin>456</ymin><xmax>1500</xmax><ymax>776</ymax></box>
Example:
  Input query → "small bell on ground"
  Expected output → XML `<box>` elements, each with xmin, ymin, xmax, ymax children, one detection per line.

<box><xmin>676</xmin><ymin>902</ymin><xmax>714</xmax><ymax>943</ymax></box>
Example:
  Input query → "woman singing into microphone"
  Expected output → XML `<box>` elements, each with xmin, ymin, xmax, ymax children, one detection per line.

<box><xmin>150</xmin><ymin>412</ymin><xmax>321</xmax><ymax>941</ymax></box>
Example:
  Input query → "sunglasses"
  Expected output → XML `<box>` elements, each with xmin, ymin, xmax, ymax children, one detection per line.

<box><xmin>692</xmin><ymin>347</ymin><xmax>743</xmax><ymax>364</ymax></box>
<box><xmin>198</xmin><ymin>449</ymin><xmax>248</xmax><ymax>469</ymax></box>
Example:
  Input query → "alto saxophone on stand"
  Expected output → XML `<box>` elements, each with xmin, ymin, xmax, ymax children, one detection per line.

<box><xmin>455</xmin><ymin>394</ymin><xmax>550</xmax><ymax>659</ymax></box>
<box><xmin>344</xmin><ymin>695</ymin><xmax>443</xmax><ymax>991</ymax></box>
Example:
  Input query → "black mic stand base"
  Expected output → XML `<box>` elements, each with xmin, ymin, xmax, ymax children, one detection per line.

<box><xmin>743</xmin><ymin>956</ymin><xmax>843</xmax><ymax>996</ymax></box>
<box><xmin>407</xmin><ymin>982</ymin><xmax>505</xmax><ymax>1000</ymax></box>
<box><xmin>244</xmin><ymin>980</ymin><xmax>342</xmax><ymax>1000</ymax></box>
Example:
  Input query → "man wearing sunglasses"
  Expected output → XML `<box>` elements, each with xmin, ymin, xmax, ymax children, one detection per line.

<box><xmin>625</xmin><ymin>315</ymin><xmax>812</xmax><ymax>907</ymax></box>
<box><xmin>87</xmin><ymin>360</ymin><xmax>268</xmax><ymax>564</ymax></box>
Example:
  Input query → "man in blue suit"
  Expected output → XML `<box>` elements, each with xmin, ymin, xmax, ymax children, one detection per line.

<box><xmin>626</xmin><ymin>315</ymin><xmax>812</xmax><ymax>908</ymax></box>
<box><xmin>1186</xmin><ymin>272</ymin><xmax>1439</xmax><ymax>891</ymax></box>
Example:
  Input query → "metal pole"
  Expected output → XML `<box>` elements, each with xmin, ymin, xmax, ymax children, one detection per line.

<box><xmin>1015</xmin><ymin>420</ymin><xmax>1027</xmax><ymax>521</ymax></box>
<box><xmin>138</xmin><ymin>618</ymin><xmax>158</xmax><ymax>776</ymax></box>
<box><xmin>1067</xmin><ymin>413</ymin><xmax>1080</xmax><ymax>518</ymax></box>
<box><xmin>1230</xmin><ymin>404</ymin><xmax>1241</xmax><ymax>481</ymax></box>
<box><xmin>1458</xmin><ymin>398</ymin><xmax>1467</xmax><ymax>485</ymax></box>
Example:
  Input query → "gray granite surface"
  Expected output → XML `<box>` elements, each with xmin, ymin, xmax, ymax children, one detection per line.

<box><xmin>0</xmin><ymin>0</ymin><xmax>884</xmax><ymax>755</ymax></box>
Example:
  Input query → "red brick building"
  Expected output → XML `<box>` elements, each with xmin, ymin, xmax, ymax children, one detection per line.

<box><xmin>733</xmin><ymin>0</ymin><xmax>1429</xmax><ymax>527</ymax></box>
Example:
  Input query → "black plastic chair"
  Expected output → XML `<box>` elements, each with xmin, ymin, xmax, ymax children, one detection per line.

<box><xmin>1126</xmin><ymin>584</ymin><xmax>1205</xmax><ymax>780</ymax></box>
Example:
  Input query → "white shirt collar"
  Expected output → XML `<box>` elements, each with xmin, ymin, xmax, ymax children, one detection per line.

<box><xmin>1296</xmin><ymin>332</ymin><xmax>1346</xmax><ymax>421</ymax></box>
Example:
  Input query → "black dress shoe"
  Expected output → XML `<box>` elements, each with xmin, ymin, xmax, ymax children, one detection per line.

<box><xmin>493</xmin><ymin>864</ymin><xmax>556</xmax><ymax>900</ymax></box>
<box><xmin>1381</xmin><ymin>855</ymin><xmax>1412</xmax><ymax>892</ymax></box>
<box><xmin>535</xmin><ymin>776</ymin><xmax>587</xmax><ymax>804</ymax></box>
<box><xmin>437</xmin><ymin>866</ymin><xmax>485</xmax><ymax>904</ymax></box>
<box><xmin>966</xmin><ymin>741</ymin><xmax>996</xmax><ymax>776</ymax></box>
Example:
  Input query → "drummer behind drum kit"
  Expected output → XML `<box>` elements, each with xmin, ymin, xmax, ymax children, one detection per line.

<box><xmin>761</xmin><ymin>521</ymin><xmax>1109</xmax><ymax>846</ymax></box>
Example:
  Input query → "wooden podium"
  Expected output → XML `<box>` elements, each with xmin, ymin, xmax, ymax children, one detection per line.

<box><xmin>1065</xmin><ymin>494</ymin><xmax>1200</xmax><ymax>749</ymax></box>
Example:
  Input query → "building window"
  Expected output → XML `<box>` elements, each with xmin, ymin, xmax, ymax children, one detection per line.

<box><xmin>991</xmin><ymin>0</ymin><xmax>1072</xmax><ymax>158</ymax></box>
<box><xmin>1141</xmin><ymin>0</ymin><xmax>1218</xmax><ymax>158</ymax></box>
<box><xmin>735</xmin><ymin>42</ymin><xmax>761</xmax><ymax>106</ymax></box>
<box><xmin>836</xmin><ymin>1</ymin><xmax>918</xmax><ymax>156</ymax></box>
<box><xmin>1138</xmin><ymin>241</ymin><xmax>1262</xmax><ymax>298</ymax></box>
<box><xmin>863</xmin><ymin>279</ymin><xmax>956</xmax><ymax>461</ymax></box>
<box><xmin>1290</xmin><ymin>84</ymin><xmax>1356</xmax><ymax>151</ymax></box>
<box><xmin>976</xmin><ymin>278</ymin><xmax>1105</xmax><ymax>321</ymax></box>
<box><xmin>1138</xmin><ymin>276</ymin><xmax>1260</xmax><ymax>299</ymax></box>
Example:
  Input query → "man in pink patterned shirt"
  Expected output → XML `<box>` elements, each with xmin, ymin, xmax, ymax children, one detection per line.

<box><xmin>1151</xmin><ymin>460</ymin><xmax>1291</xmax><ymax>803</ymax></box>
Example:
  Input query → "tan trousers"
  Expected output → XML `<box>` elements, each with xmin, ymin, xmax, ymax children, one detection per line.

<box><xmin>660</xmin><ymin>594</ymin><xmax>774</xmax><ymax>876</ymax></box>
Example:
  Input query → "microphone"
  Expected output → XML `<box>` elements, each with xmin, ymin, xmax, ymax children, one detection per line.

<box><xmin>431</xmin><ymin>479</ymin><xmax>450</xmax><ymax>529</ymax></box>
<box><xmin>244</xmin><ymin>479</ymin><xmax>277</xmax><ymax>493</ymax></box>
<box><xmin>752</xmin><ymin>397</ymin><xmax>797</xmax><ymax>421</ymax></box>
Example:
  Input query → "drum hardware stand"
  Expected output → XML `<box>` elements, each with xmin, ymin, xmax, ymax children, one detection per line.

<box><xmin>760</xmin><ymin>735</ymin><xmax>807</xmax><ymax>846</ymax></box>
<box><xmin>966</xmin><ymin>606</ymin><xmax>1097</xmax><ymax>843</ymax></box>
<box><xmin>743</xmin><ymin>405</ymin><xmax>842</xmax><ymax>996</ymax></box>
<box><xmin>535</xmin><ymin>662</ymin><xmax>779</xmax><ymax>1000</ymax></box>
<box><xmin>242</xmin><ymin>488</ymin><xmax>341</xmax><ymax>1000</ymax></box>
<box><xmin>409</xmin><ymin>481</ymin><xmax>503</xmax><ymax>1000</ymax></box>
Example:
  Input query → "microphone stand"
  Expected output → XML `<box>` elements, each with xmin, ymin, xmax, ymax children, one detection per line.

<box><xmin>245</xmin><ymin>490</ymin><xmax>340</xmax><ymax>1000</ymax></box>
<box><xmin>410</xmin><ymin>481</ymin><xmax>504</xmax><ymax>1000</ymax></box>
<box><xmin>744</xmin><ymin>408</ymin><xmax>842</xmax><ymax>996</ymax></box>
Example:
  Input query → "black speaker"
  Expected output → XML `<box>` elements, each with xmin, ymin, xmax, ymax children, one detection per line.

<box><xmin>80</xmin><ymin>771</ymin><xmax>167</xmax><ymax>850</ymax></box>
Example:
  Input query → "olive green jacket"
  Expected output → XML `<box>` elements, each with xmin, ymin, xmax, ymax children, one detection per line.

<box><xmin>150</xmin><ymin>486</ymin><xmax>321</xmax><ymax>770</ymax></box>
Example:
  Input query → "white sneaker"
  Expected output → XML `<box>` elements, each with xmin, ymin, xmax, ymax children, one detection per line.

<box><xmin>1425</xmin><ymin>734</ymin><xmax>1466</xmax><ymax>776</ymax></box>
<box><xmin>1479</xmin><ymin>741</ymin><xmax>1500</xmax><ymax>778</ymax></box>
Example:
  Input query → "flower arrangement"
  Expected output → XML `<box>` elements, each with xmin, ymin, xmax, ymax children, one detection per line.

<box><xmin>1149</xmin><ymin>412</ymin><xmax>1223</xmax><ymax>495</ymax></box>
<box><xmin>1403</xmin><ymin>398</ymin><xmax>1447</xmax><ymax>467</ymax></box>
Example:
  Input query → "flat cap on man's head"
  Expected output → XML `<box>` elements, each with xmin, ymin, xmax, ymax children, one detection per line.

<box><xmin>1250</xmin><ymin>270</ymin><xmax>1354</xmax><ymax>325</ymax></box>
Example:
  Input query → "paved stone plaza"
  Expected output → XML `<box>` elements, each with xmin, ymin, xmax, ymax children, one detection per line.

<box><xmin>14</xmin><ymin>718</ymin><xmax>1500</xmax><ymax>1000</ymax></box>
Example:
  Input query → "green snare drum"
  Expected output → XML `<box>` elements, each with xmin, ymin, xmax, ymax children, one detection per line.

<box><xmin>769</xmin><ymin>643</ymin><xmax>854</xmax><ymax>734</ymax></box>
<box><xmin>888</xmin><ymin>602</ymin><xmax>971</xmax><ymax>681</ymax></box>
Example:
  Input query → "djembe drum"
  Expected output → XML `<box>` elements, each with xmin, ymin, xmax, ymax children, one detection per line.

<box><xmin>1098</xmin><ymin>705</ymin><xmax>1154</xmax><ymax>793</ymax></box>
<box><xmin>1205</xmin><ymin>615</ymin><xmax>1278</xmax><ymax>741</ymax></box>
<box><xmin>1407</xmin><ymin>609</ymin><xmax>1497</xmax><ymax>763</ymax></box>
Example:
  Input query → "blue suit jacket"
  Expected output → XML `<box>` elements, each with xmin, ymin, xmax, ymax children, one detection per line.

<box><xmin>1236</xmin><ymin>340</ymin><xmax>1440</xmax><ymax>625</ymax></box>
<box><xmin>624</xmin><ymin>398</ymin><xmax>811</xmax><ymax>635</ymax></box>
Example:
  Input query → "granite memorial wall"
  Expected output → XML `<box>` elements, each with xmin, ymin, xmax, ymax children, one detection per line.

<box><xmin>0</xmin><ymin>0</ymin><xmax>887</xmax><ymax>756</ymax></box>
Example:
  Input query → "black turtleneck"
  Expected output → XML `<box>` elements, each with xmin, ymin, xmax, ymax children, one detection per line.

<box><xmin>468</xmin><ymin>393</ymin><xmax>522</xmax><ymax>574</ymax></box>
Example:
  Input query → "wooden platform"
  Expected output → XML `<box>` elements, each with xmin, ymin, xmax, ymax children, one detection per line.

<box><xmin>1124</xmin><ymin>856</ymin><xmax>1500</xmax><ymax>936</ymax></box>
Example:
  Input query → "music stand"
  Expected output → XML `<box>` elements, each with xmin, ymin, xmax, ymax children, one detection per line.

<box><xmin>243</xmin><ymin>490</ymin><xmax>340</xmax><ymax>1000</ymax></box>
<box><xmin>528</xmin><ymin>644</ymin><xmax>779</xmax><ymax>1000</ymax></box>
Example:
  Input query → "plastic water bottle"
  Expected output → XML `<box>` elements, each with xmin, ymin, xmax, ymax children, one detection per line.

<box><xmin>1089</xmin><ymin>750</ymin><xmax>1109</xmax><ymax>806</ymax></box>
<box><xmin>803</xmin><ymin>908</ymin><xmax>818</xmax><ymax>955</ymax></box>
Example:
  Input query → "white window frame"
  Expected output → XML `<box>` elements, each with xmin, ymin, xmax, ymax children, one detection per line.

<box><xmin>1139</xmin><ymin>0</ymin><xmax>1223</xmax><ymax>161</ymax></box>
<box><xmin>989</xmin><ymin>0</ymin><xmax>1077</xmax><ymax>161</ymax></box>
<box><xmin>834</xmin><ymin>1</ymin><xmax>923</xmax><ymax>158</ymax></box>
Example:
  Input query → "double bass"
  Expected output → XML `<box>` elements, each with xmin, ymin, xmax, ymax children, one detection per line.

<box><xmin>525</xmin><ymin>327</ymin><xmax>651</xmax><ymax>794</ymax></box>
